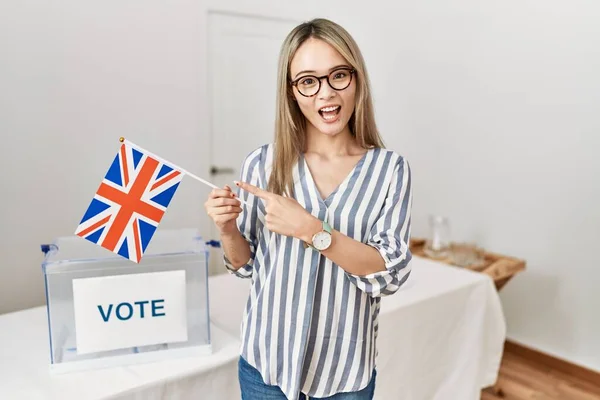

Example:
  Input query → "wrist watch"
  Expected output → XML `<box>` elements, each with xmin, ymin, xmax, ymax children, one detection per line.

<box><xmin>305</xmin><ymin>220</ymin><xmax>333</xmax><ymax>251</ymax></box>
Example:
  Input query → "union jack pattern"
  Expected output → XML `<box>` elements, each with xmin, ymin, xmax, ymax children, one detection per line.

<box><xmin>75</xmin><ymin>141</ymin><xmax>183</xmax><ymax>263</ymax></box>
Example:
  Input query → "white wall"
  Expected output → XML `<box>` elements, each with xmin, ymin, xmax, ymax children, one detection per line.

<box><xmin>371</xmin><ymin>1</ymin><xmax>600</xmax><ymax>373</ymax></box>
<box><xmin>1</xmin><ymin>0</ymin><xmax>599</xmax><ymax>373</ymax></box>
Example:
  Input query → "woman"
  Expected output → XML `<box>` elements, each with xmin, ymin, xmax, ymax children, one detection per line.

<box><xmin>204</xmin><ymin>18</ymin><xmax>413</xmax><ymax>400</ymax></box>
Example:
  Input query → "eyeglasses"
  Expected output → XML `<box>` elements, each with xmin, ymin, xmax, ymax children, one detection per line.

<box><xmin>290</xmin><ymin>67</ymin><xmax>355</xmax><ymax>97</ymax></box>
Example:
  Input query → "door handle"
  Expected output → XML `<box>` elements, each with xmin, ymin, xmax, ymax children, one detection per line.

<box><xmin>210</xmin><ymin>166</ymin><xmax>235</xmax><ymax>175</ymax></box>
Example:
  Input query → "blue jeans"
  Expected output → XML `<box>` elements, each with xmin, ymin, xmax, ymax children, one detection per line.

<box><xmin>238</xmin><ymin>356</ymin><xmax>377</xmax><ymax>400</ymax></box>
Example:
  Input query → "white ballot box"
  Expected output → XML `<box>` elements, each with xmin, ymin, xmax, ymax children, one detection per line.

<box><xmin>41</xmin><ymin>228</ymin><xmax>212</xmax><ymax>373</ymax></box>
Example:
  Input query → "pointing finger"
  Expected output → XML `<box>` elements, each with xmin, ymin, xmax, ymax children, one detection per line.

<box><xmin>234</xmin><ymin>181</ymin><xmax>271</xmax><ymax>200</ymax></box>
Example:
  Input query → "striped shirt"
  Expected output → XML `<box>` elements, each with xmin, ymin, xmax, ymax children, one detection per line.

<box><xmin>223</xmin><ymin>143</ymin><xmax>413</xmax><ymax>399</ymax></box>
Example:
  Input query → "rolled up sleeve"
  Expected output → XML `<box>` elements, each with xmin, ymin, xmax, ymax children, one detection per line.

<box><xmin>223</xmin><ymin>150</ymin><xmax>263</xmax><ymax>279</ymax></box>
<box><xmin>345</xmin><ymin>157</ymin><xmax>413</xmax><ymax>297</ymax></box>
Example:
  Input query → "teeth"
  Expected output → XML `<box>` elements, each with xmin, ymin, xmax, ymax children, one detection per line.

<box><xmin>320</xmin><ymin>106</ymin><xmax>340</xmax><ymax>112</ymax></box>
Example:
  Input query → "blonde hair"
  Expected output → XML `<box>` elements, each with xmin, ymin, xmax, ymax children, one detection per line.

<box><xmin>269</xmin><ymin>18</ymin><xmax>385</xmax><ymax>196</ymax></box>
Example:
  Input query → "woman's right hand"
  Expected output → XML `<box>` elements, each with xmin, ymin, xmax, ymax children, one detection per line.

<box><xmin>204</xmin><ymin>185</ymin><xmax>242</xmax><ymax>235</ymax></box>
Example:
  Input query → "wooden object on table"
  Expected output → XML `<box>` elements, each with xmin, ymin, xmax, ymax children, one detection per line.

<box><xmin>409</xmin><ymin>238</ymin><xmax>525</xmax><ymax>291</ymax></box>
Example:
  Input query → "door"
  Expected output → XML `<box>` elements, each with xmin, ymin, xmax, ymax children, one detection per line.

<box><xmin>207</xmin><ymin>11</ymin><xmax>299</xmax><ymax>275</ymax></box>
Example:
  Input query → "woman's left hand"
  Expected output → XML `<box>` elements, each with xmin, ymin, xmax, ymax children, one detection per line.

<box><xmin>235</xmin><ymin>180</ymin><xmax>320</xmax><ymax>242</ymax></box>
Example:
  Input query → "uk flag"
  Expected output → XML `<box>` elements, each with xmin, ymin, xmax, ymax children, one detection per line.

<box><xmin>75</xmin><ymin>141</ymin><xmax>183</xmax><ymax>263</ymax></box>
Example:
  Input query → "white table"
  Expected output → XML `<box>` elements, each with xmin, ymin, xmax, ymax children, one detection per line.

<box><xmin>0</xmin><ymin>256</ymin><xmax>505</xmax><ymax>400</ymax></box>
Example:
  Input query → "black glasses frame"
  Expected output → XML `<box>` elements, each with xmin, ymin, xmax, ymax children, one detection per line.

<box><xmin>290</xmin><ymin>67</ymin><xmax>356</xmax><ymax>97</ymax></box>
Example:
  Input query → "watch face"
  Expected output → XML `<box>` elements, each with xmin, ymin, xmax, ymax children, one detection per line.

<box><xmin>313</xmin><ymin>231</ymin><xmax>332</xmax><ymax>251</ymax></box>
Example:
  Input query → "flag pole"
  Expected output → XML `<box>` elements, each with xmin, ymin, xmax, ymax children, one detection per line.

<box><xmin>119</xmin><ymin>137</ymin><xmax>249</xmax><ymax>207</ymax></box>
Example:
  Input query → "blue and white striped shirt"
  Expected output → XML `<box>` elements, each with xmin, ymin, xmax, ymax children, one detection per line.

<box><xmin>223</xmin><ymin>143</ymin><xmax>413</xmax><ymax>399</ymax></box>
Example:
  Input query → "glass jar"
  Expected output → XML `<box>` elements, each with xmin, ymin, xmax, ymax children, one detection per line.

<box><xmin>424</xmin><ymin>215</ymin><xmax>451</xmax><ymax>259</ymax></box>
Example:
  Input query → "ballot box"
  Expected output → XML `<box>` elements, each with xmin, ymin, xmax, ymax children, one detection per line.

<box><xmin>41</xmin><ymin>228</ymin><xmax>211</xmax><ymax>373</ymax></box>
